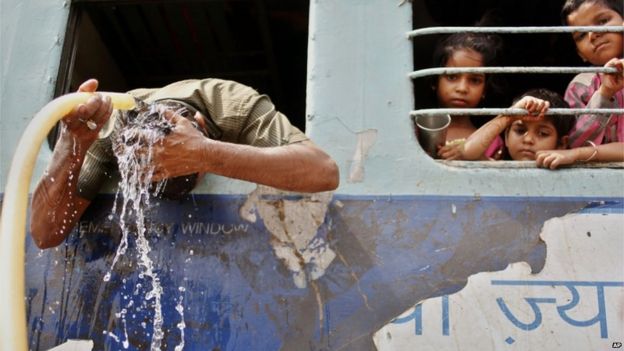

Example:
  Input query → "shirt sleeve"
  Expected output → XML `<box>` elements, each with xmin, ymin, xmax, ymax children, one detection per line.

<box><xmin>76</xmin><ymin>135</ymin><xmax>117</xmax><ymax>200</ymax></box>
<box><xmin>238</xmin><ymin>96</ymin><xmax>308</xmax><ymax>147</ymax></box>
<box><xmin>484</xmin><ymin>135</ymin><xmax>504</xmax><ymax>160</ymax></box>
<box><xmin>566</xmin><ymin>77</ymin><xmax>617</xmax><ymax>148</ymax></box>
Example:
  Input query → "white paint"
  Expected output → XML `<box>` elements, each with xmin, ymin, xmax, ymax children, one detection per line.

<box><xmin>374</xmin><ymin>212</ymin><xmax>624</xmax><ymax>350</ymax></box>
<box><xmin>348</xmin><ymin>129</ymin><xmax>378</xmax><ymax>183</ymax></box>
<box><xmin>48</xmin><ymin>339</ymin><xmax>94</xmax><ymax>351</ymax></box>
<box><xmin>241</xmin><ymin>186</ymin><xmax>335</xmax><ymax>288</ymax></box>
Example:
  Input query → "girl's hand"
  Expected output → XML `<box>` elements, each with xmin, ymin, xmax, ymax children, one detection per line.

<box><xmin>535</xmin><ymin>149</ymin><xmax>578</xmax><ymax>169</ymax></box>
<box><xmin>599</xmin><ymin>58</ymin><xmax>624</xmax><ymax>98</ymax></box>
<box><xmin>438</xmin><ymin>141</ymin><xmax>465</xmax><ymax>160</ymax></box>
<box><xmin>511</xmin><ymin>96</ymin><xmax>549</xmax><ymax>122</ymax></box>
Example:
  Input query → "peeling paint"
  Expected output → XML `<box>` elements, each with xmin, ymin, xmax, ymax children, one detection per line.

<box><xmin>348</xmin><ymin>129</ymin><xmax>378</xmax><ymax>183</ymax></box>
<box><xmin>374</xmin><ymin>211</ymin><xmax>624</xmax><ymax>350</ymax></box>
<box><xmin>240</xmin><ymin>186</ymin><xmax>335</xmax><ymax>288</ymax></box>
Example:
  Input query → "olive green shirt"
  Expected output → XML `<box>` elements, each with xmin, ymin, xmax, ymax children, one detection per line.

<box><xmin>77</xmin><ymin>79</ymin><xmax>307</xmax><ymax>199</ymax></box>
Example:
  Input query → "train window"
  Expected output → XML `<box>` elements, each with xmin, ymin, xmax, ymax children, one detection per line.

<box><xmin>50</xmin><ymin>0</ymin><xmax>310</xmax><ymax>148</ymax></box>
<box><xmin>410</xmin><ymin>0</ymin><xmax>623</xmax><ymax>168</ymax></box>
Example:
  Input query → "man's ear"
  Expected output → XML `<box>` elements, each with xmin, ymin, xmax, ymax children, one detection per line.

<box><xmin>558</xmin><ymin>135</ymin><xmax>569</xmax><ymax>149</ymax></box>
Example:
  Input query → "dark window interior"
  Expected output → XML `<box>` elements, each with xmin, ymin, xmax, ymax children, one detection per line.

<box><xmin>54</xmin><ymin>0</ymin><xmax>309</xmax><ymax>140</ymax></box>
<box><xmin>413</xmin><ymin>0</ymin><xmax>584</xmax><ymax>126</ymax></box>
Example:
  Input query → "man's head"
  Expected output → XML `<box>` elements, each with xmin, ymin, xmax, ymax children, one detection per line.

<box><xmin>561</xmin><ymin>0</ymin><xmax>624</xmax><ymax>66</ymax></box>
<box><xmin>504</xmin><ymin>89</ymin><xmax>574</xmax><ymax>161</ymax></box>
<box><xmin>118</xmin><ymin>99</ymin><xmax>209</xmax><ymax>200</ymax></box>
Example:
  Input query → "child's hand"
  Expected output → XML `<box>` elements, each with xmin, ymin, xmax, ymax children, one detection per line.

<box><xmin>438</xmin><ymin>140</ymin><xmax>465</xmax><ymax>160</ymax></box>
<box><xmin>599</xmin><ymin>58</ymin><xmax>624</xmax><ymax>98</ymax></box>
<box><xmin>511</xmin><ymin>96</ymin><xmax>549</xmax><ymax>122</ymax></box>
<box><xmin>535</xmin><ymin>149</ymin><xmax>577</xmax><ymax>169</ymax></box>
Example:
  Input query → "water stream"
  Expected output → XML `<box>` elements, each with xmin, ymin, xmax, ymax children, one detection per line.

<box><xmin>103</xmin><ymin>102</ymin><xmax>186</xmax><ymax>350</ymax></box>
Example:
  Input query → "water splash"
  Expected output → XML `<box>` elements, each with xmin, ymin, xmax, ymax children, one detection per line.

<box><xmin>104</xmin><ymin>102</ymin><xmax>175</xmax><ymax>351</ymax></box>
<box><xmin>174</xmin><ymin>287</ymin><xmax>186</xmax><ymax>351</ymax></box>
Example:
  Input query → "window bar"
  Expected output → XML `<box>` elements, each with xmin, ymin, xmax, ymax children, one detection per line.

<box><xmin>407</xmin><ymin>26</ymin><xmax>624</xmax><ymax>38</ymax></box>
<box><xmin>411</xmin><ymin>108</ymin><xmax>624</xmax><ymax>117</ymax></box>
<box><xmin>409</xmin><ymin>66</ymin><xmax>619</xmax><ymax>79</ymax></box>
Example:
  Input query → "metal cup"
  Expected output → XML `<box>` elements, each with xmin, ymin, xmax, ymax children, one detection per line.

<box><xmin>414</xmin><ymin>114</ymin><xmax>451</xmax><ymax>158</ymax></box>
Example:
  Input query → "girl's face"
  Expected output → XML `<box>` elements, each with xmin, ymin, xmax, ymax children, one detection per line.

<box><xmin>505</xmin><ymin>120</ymin><xmax>563</xmax><ymax>160</ymax></box>
<box><xmin>436</xmin><ymin>49</ymin><xmax>486</xmax><ymax>108</ymax></box>
<box><xmin>567</xmin><ymin>2</ymin><xmax>624</xmax><ymax>66</ymax></box>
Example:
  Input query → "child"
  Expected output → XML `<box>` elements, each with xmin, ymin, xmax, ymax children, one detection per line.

<box><xmin>431</xmin><ymin>31</ymin><xmax>505</xmax><ymax>160</ymax></box>
<box><xmin>460</xmin><ymin>89</ymin><xmax>574</xmax><ymax>164</ymax></box>
<box><xmin>560</xmin><ymin>0</ymin><xmax>624</xmax><ymax>149</ymax></box>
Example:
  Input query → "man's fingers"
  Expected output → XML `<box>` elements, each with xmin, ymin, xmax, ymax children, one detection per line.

<box><xmin>77</xmin><ymin>79</ymin><xmax>98</xmax><ymax>93</ymax></box>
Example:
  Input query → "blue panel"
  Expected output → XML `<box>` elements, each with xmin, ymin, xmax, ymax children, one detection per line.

<box><xmin>24</xmin><ymin>194</ymin><xmax>615</xmax><ymax>350</ymax></box>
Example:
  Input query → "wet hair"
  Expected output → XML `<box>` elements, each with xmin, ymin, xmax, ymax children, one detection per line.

<box><xmin>512</xmin><ymin>89</ymin><xmax>574</xmax><ymax>140</ymax></box>
<box><xmin>561</xmin><ymin>0</ymin><xmax>624</xmax><ymax>25</ymax></box>
<box><xmin>118</xmin><ymin>99</ymin><xmax>209</xmax><ymax>200</ymax></box>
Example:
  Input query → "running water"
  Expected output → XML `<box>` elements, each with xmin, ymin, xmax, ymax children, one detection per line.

<box><xmin>103</xmin><ymin>101</ymin><xmax>182</xmax><ymax>350</ymax></box>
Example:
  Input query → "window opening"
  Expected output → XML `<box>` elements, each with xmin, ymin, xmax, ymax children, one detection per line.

<box><xmin>51</xmin><ymin>0</ymin><xmax>310</xmax><ymax>148</ymax></box>
<box><xmin>410</xmin><ymin>1</ymin><xmax>623</xmax><ymax>167</ymax></box>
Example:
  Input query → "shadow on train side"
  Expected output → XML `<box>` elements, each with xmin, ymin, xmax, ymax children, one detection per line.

<box><xmin>24</xmin><ymin>192</ymin><xmax>603</xmax><ymax>350</ymax></box>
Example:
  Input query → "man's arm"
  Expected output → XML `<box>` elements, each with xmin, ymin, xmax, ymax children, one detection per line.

<box><xmin>148</xmin><ymin>112</ymin><xmax>339</xmax><ymax>192</ymax></box>
<box><xmin>30</xmin><ymin>80</ymin><xmax>113</xmax><ymax>249</ymax></box>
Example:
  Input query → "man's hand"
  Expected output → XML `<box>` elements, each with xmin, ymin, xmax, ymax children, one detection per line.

<box><xmin>62</xmin><ymin>79</ymin><xmax>113</xmax><ymax>144</ymax></box>
<box><xmin>147</xmin><ymin>109</ymin><xmax>210</xmax><ymax>181</ymax></box>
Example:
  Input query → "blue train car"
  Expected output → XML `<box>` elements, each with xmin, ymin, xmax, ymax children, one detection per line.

<box><xmin>1</xmin><ymin>0</ymin><xmax>622</xmax><ymax>350</ymax></box>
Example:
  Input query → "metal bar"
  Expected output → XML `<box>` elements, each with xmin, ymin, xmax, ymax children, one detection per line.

<box><xmin>438</xmin><ymin>160</ymin><xmax>624</xmax><ymax>169</ymax></box>
<box><xmin>410</xmin><ymin>108</ymin><xmax>624</xmax><ymax>117</ymax></box>
<box><xmin>409</xmin><ymin>66</ymin><xmax>619</xmax><ymax>79</ymax></box>
<box><xmin>407</xmin><ymin>26</ymin><xmax>624</xmax><ymax>38</ymax></box>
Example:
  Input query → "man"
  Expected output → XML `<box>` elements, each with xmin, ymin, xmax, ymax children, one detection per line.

<box><xmin>31</xmin><ymin>78</ymin><xmax>339</xmax><ymax>249</ymax></box>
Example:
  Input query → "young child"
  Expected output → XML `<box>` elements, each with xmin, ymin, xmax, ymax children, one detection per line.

<box><xmin>431</xmin><ymin>31</ymin><xmax>505</xmax><ymax>160</ymax></box>
<box><xmin>560</xmin><ymin>0</ymin><xmax>624</xmax><ymax>149</ymax></box>
<box><xmin>460</xmin><ymin>89</ymin><xmax>574</xmax><ymax>164</ymax></box>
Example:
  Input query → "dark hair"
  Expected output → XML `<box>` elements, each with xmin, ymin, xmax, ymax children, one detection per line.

<box><xmin>561</xmin><ymin>0</ymin><xmax>624</xmax><ymax>25</ymax></box>
<box><xmin>432</xmin><ymin>31</ymin><xmax>505</xmax><ymax>101</ymax></box>
<box><xmin>513</xmin><ymin>89</ymin><xmax>574</xmax><ymax>140</ymax></box>
<box><xmin>499</xmin><ymin>89</ymin><xmax>573</xmax><ymax>160</ymax></box>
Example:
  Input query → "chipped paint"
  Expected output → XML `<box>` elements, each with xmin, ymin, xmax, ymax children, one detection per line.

<box><xmin>241</xmin><ymin>186</ymin><xmax>336</xmax><ymax>288</ymax></box>
<box><xmin>374</xmin><ymin>211</ymin><xmax>624</xmax><ymax>350</ymax></box>
<box><xmin>348</xmin><ymin>129</ymin><xmax>378</xmax><ymax>183</ymax></box>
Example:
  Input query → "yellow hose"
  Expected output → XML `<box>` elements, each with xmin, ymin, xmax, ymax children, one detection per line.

<box><xmin>0</xmin><ymin>92</ymin><xmax>135</xmax><ymax>351</ymax></box>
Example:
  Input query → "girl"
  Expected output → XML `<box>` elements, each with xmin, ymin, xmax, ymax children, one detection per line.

<box><xmin>460</xmin><ymin>89</ymin><xmax>574</xmax><ymax>163</ymax></box>
<box><xmin>560</xmin><ymin>0</ymin><xmax>624</xmax><ymax>149</ymax></box>
<box><xmin>431</xmin><ymin>31</ymin><xmax>505</xmax><ymax>160</ymax></box>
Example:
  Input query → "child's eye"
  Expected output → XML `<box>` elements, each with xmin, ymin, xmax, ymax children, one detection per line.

<box><xmin>469</xmin><ymin>76</ymin><xmax>484</xmax><ymax>85</ymax></box>
<box><xmin>596</xmin><ymin>16</ymin><xmax>609</xmax><ymax>25</ymax></box>
<box><xmin>538</xmin><ymin>130</ymin><xmax>552</xmax><ymax>137</ymax></box>
<box><xmin>445</xmin><ymin>74</ymin><xmax>458</xmax><ymax>81</ymax></box>
<box><xmin>512</xmin><ymin>126</ymin><xmax>527</xmax><ymax>135</ymax></box>
<box><xmin>573</xmin><ymin>32</ymin><xmax>586</xmax><ymax>41</ymax></box>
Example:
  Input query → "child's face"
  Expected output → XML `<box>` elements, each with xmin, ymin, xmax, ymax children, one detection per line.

<box><xmin>504</xmin><ymin>120</ymin><xmax>562</xmax><ymax>161</ymax></box>
<box><xmin>567</xmin><ymin>1</ymin><xmax>624</xmax><ymax>66</ymax></box>
<box><xmin>436</xmin><ymin>49</ymin><xmax>486</xmax><ymax>109</ymax></box>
